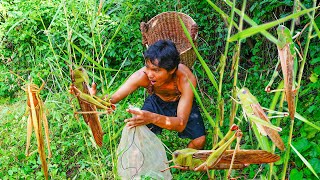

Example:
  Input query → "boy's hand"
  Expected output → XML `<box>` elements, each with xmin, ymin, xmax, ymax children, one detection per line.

<box><xmin>124</xmin><ymin>108</ymin><xmax>154</xmax><ymax>128</ymax></box>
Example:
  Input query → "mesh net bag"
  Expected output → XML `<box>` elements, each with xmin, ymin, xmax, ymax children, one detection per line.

<box><xmin>117</xmin><ymin>125</ymin><xmax>172</xmax><ymax>179</ymax></box>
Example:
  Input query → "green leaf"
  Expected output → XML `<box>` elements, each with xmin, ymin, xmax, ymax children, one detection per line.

<box><xmin>310</xmin><ymin>158</ymin><xmax>320</xmax><ymax>174</ymax></box>
<box><xmin>292</xmin><ymin>138</ymin><xmax>311</xmax><ymax>153</ymax></box>
<box><xmin>312</xmin><ymin>22</ymin><xmax>320</xmax><ymax>39</ymax></box>
<box><xmin>275</xmin><ymin>155</ymin><xmax>284</xmax><ymax>165</ymax></box>
<box><xmin>311</xmin><ymin>142</ymin><xmax>320</xmax><ymax>157</ymax></box>
<box><xmin>260</xmin><ymin>175</ymin><xmax>267</xmax><ymax>180</ymax></box>
<box><xmin>302</xmin><ymin>122</ymin><xmax>319</xmax><ymax>139</ymax></box>
<box><xmin>309</xmin><ymin>73</ymin><xmax>318</xmax><ymax>83</ymax></box>
<box><xmin>290</xmin><ymin>169</ymin><xmax>303</xmax><ymax>180</ymax></box>
<box><xmin>71</xmin><ymin>28</ymin><xmax>94</xmax><ymax>47</ymax></box>
<box><xmin>314</xmin><ymin>66</ymin><xmax>320</xmax><ymax>75</ymax></box>
<box><xmin>291</xmin><ymin>144</ymin><xmax>320</xmax><ymax>179</ymax></box>
<box><xmin>310</xmin><ymin>57</ymin><xmax>320</xmax><ymax>65</ymax></box>
<box><xmin>17</xmin><ymin>153</ymin><xmax>26</xmax><ymax>160</ymax></box>
<box><xmin>8</xmin><ymin>170</ymin><xmax>13</xmax><ymax>176</ymax></box>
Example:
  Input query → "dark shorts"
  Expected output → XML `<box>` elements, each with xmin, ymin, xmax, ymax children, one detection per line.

<box><xmin>141</xmin><ymin>94</ymin><xmax>205</xmax><ymax>140</ymax></box>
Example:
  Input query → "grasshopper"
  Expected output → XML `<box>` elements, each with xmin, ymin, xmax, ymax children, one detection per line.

<box><xmin>237</xmin><ymin>87</ymin><xmax>285</xmax><ymax>151</ymax></box>
<box><xmin>162</xmin><ymin>125</ymin><xmax>280</xmax><ymax>178</ymax></box>
<box><xmin>265</xmin><ymin>25</ymin><xmax>298</xmax><ymax>120</ymax></box>
<box><xmin>22</xmin><ymin>78</ymin><xmax>51</xmax><ymax>180</ymax></box>
<box><xmin>70</xmin><ymin>67</ymin><xmax>115</xmax><ymax>147</ymax></box>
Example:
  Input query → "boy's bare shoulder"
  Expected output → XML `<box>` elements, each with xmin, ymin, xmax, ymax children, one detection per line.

<box><xmin>177</xmin><ymin>64</ymin><xmax>197</xmax><ymax>89</ymax></box>
<box><xmin>132</xmin><ymin>67</ymin><xmax>149</xmax><ymax>88</ymax></box>
<box><xmin>177</xmin><ymin>64</ymin><xmax>196</xmax><ymax>81</ymax></box>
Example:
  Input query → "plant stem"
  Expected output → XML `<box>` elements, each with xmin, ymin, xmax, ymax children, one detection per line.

<box><xmin>225</xmin><ymin>1</ymin><xmax>246</xmax><ymax>179</ymax></box>
<box><xmin>296</xmin><ymin>1</ymin><xmax>316</xmax><ymax>97</ymax></box>
<box><xmin>281</xmin><ymin>117</ymin><xmax>294</xmax><ymax>180</ymax></box>
<box><xmin>215</xmin><ymin>0</ymin><xmax>236</xmax><ymax>145</ymax></box>
<box><xmin>229</xmin><ymin>0</ymin><xmax>245</xmax><ymax>127</ymax></box>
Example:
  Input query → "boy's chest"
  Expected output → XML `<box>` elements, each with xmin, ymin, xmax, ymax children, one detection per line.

<box><xmin>153</xmin><ymin>82</ymin><xmax>181</xmax><ymax>101</ymax></box>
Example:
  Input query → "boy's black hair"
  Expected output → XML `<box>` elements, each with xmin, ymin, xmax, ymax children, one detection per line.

<box><xmin>143</xmin><ymin>40</ymin><xmax>180</xmax><ymax>71</ymax></box>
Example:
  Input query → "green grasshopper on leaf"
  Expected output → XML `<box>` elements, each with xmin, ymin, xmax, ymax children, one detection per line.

<box><xmin>162</xmin><ymin>125</ymin><xmax>280</xmax><ymax>179</ymax></box>
<box><xmin>71</xmin><ymin>67</ymin><xmax>114</xmax><ymax>110</ymax></box>
<box><xmin>265</xmin><ymin>25</ymin><xmax>298</xmax><ymax>120</ymax></box>
<box><xmin>162</xmin><ymin>125</ymin><xmax>241</xmax><ymax>177</ymax></box>
<box><xmin>70</xmin><ymin>67</ymin><xmax>115</xmax><ymax>147</ymax></box>
<box><xmin>237</xmin><ymin>87</ymin><xmax>285</xmax><ymax>151</ymax></box>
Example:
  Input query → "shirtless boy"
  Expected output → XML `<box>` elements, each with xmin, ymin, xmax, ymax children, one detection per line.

<box><xmin>110</xmin><ymin>40</ymin><xmax>206</xmax><ymax>149</ymax></box>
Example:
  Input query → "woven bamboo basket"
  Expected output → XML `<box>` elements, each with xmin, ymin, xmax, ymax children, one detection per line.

<box><xmin>140</xmin><ymin>12</ymin><xmax>198</xmax><ymax>69</ymax></box>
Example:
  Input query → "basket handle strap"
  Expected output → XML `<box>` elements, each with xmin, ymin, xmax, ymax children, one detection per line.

<box><xmin>140</xmin><ymin>22</ymin><xmax>149</xmax><ymax>45</ymax></box>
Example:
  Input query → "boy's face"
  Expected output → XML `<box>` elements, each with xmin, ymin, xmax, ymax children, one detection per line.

<box><xmin>144</xmin><ymin>60</ymin><xmax>175</xmax><ymax>87</ymax></box>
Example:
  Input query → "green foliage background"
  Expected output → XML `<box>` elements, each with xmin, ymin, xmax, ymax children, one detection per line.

<box><xmin>0</xmin><ymin>0</ymin><xmax>319</xmax><ymax>179</ymax></box>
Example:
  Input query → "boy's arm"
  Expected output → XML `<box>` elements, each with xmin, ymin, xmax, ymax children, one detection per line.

<box><xmin>110</xmin><ymin>68</ymin><xmax>148</xmax><ymax>104</ymax></box>
<box><xmin>125</xmin><ymin>74</ymin><xmax>196</xmax><ymax>132</ymax></box>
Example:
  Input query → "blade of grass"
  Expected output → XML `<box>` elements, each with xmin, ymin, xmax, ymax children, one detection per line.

<box><xmin>206</xmin><ymin>0</ymin><xmax>239</xmax><ymax>30</ymax></box>
<box><xmin>191</xmin><ymin>85</ymin><xmax>216</xmax><ymax>130</ymax></box>
<box><xmin>189</xmin><ymin>80</ymin><xmax>223</xmax><ymax>139</ymax></box>
<box><xmin>100</xmin><ymin>5</ymin><xmax>135</xmax><ymax>92</ymax></box>
<box><xmin>71</xmin><ymin>28</ymin><xmax>95</xmax><ymax>47</ymax></box>
<box><xmin>293</xmin><ymin>111</ymin><xmax>320</xmax><ymax>131</ymax></box>
<box><xmin>224</xmin><ymin>0</ymin><xmax>279</xmax><ymax>45</ymax></box>
<box><xmin>230</xmin><ymin>0</ymin><xmax>246</xmax><ymax>127</ymax></box>
<box><xmin>291</xmin><ymin>144</ymin><xmax>319</xmax><ymax>179</ymax></box>
<box><xmin>228</xmin><ymin>7</ymin><xmax>318</xmax><ymax>42</ymax></box>
<box><xmin>70</xmin><ymin>42</ymin><xmax>103</xmax><ymax>69</ymax></box>
<box><xmin>298</xmin><ymin>1</ymin><xmax>320</xmax><ymax>39</ymax></box>
<box><xmin>107</xmin><ymin>51</ymin><xmax>129</xmax><ymax>89</ymax></box>
<box><xmin>290</xmin><ymin>0</ymin><xmax>299</xmax><ymax>33</ymax></box>
<box><xmin>207</xmin><ymin>0</ymin><xmax>237</xmax><ymax>149</ymax></box>
<box><xmin>99</xmin><ymin>5</ymin><xmax>135</xmax><ymax>64</ymax></box>
<box><xmin>84</xmin><ymin>66</ymin><xmax>124</xmax><ymax>72</ymax></box>
<box><xmin>179</xmin><ymin>17</ymin><xmax>219</xmax><ymax>92</ymax></box>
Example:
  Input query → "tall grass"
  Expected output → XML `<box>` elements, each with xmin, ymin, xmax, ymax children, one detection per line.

<box><xmin>183</xmin><ymin>0</ymin><xmax>320</xmax><ymax>179</ymax></box>
<box><xmin>56</xmin><ymin>1</ymin><xmax>137</xmax><ymax>179</ymax></box>
<box><xmin>1</xmin><ymin>0</ymin><xmax>137</xmax><ymax>179</ymax></box>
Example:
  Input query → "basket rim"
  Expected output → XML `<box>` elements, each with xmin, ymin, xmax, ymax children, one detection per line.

<box><xmin>145</xmin><ymin>11</ymin><xmax>197</xmax><ymax>25</ymax></box>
